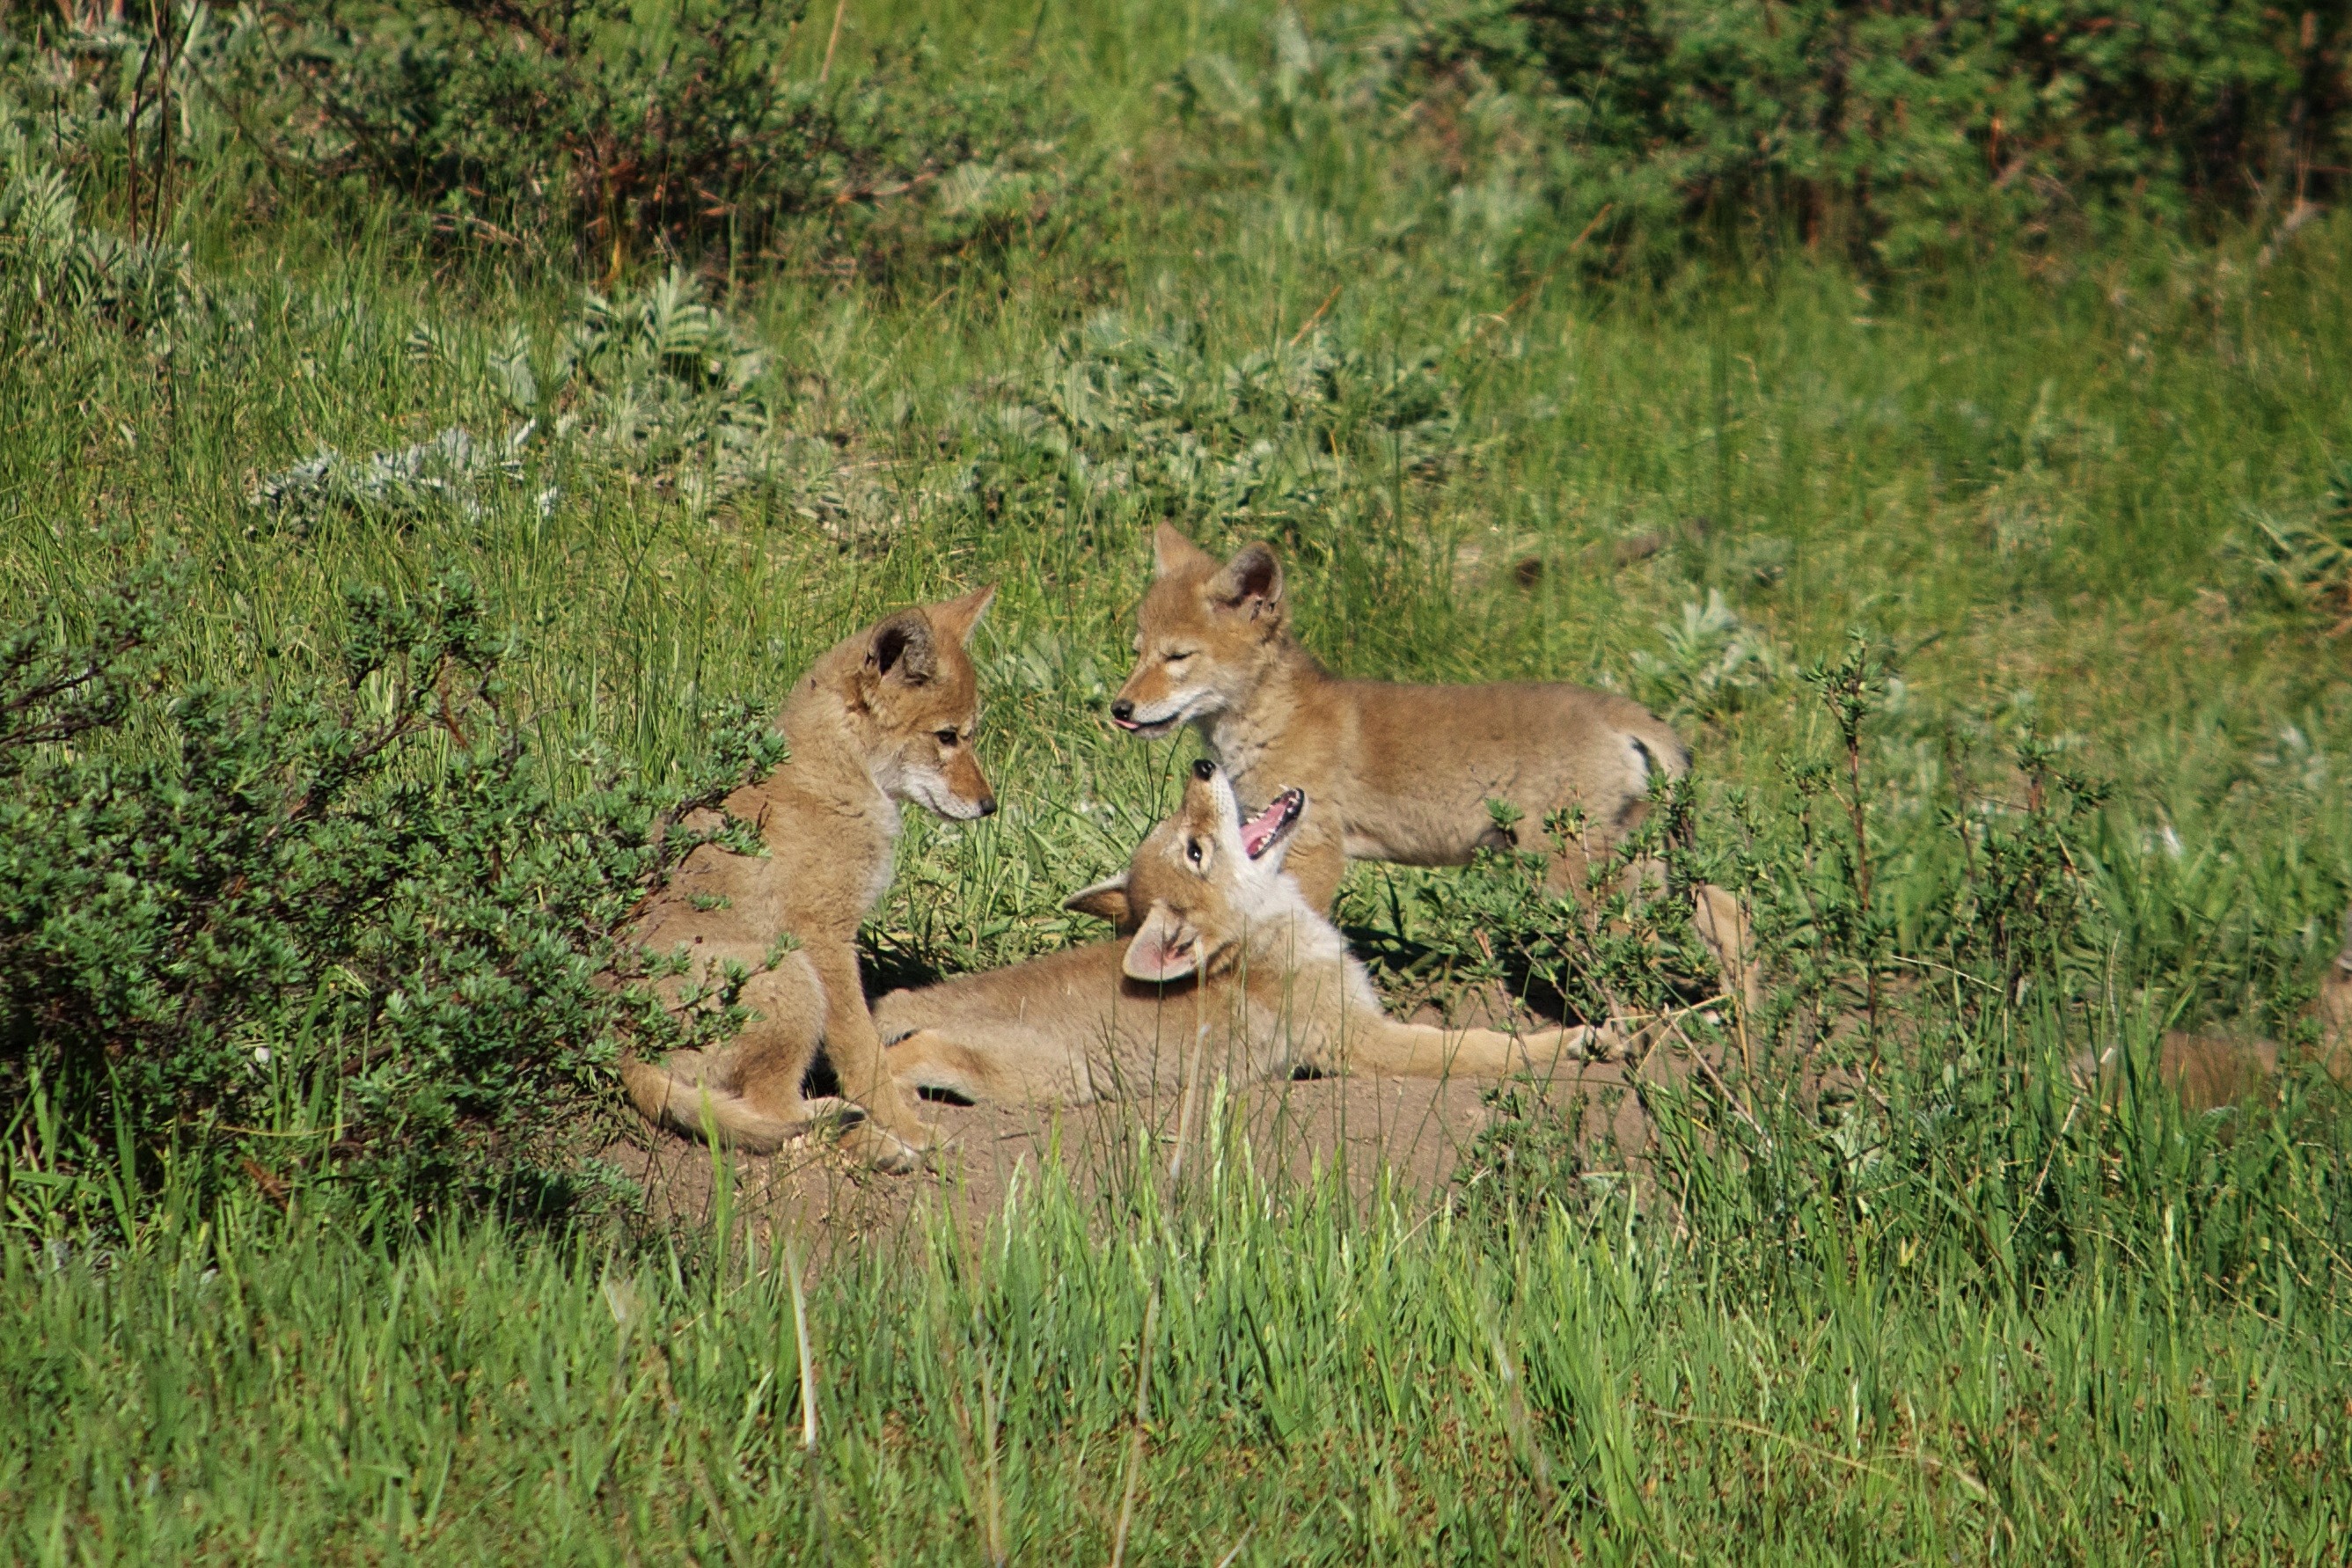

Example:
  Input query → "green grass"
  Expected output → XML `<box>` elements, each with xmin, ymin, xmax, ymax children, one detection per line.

<box><xmin>9</xmin><ymin>1138</ymin><xmax>2349</xmax><ymax>1564</ymax></box>
<box><xmin>6</xmin><ymin>0</ymin><xmax>2352</xmax><ymax>1557</ymax></box>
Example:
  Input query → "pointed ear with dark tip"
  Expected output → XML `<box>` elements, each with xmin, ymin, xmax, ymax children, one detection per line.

<box><xmin>1123</xmin><ymin>905</ymin><xmax>1201</xmax><ymax>984</ymax></box>
<box><xmin>1063</xmin><ymin>871</ymin><xmax>1133</xmax><ymax>931</ymax></box>
<box><xmin>930</xmin><ymin>584</ymin><xmax>996</xmax><ymax>647</ymax></box>
<box><xmin>867</xmin><ymin>610</ymin><xmax>937</xmax><ymax>685</ymax></box>
<box><xmin>1207</xmin><ymin>542</ymin><xmax>1283</xmax><ymax>619</ymax></box>
<box><xmin>1153</xmin><ymin>524</ymin><xmax>1216</xmax><ymax>579</ymax></box>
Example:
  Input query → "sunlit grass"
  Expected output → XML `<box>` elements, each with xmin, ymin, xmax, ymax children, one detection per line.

<box><xmin>4</xmin><ymin>0</ymin><xmax>2351</xmax><ymax>1557</ymax></box>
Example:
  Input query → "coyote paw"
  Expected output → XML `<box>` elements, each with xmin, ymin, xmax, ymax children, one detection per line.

<box><xmin>841</xmin><ymin>1117</ymin><xmax>935</xmax><ymax>1175</ymax></box>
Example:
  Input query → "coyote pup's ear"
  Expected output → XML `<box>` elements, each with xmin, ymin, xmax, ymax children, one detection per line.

<box><xmin>866</xmin><ymin>610</ymin><xmax>937</xmax><ymax>685</ymax></box>
<box><xmin>1153</xmin><ymin>524</ymin><xmax>1215</xmax><ymax>579</ymax></box>
<box><xmin>1123</xmin><ymin>905</ymin><xmax>1201</xmax><ymax>984</ymax></box>
<box><xmin>1063</xmin><ymin>871</ymin><xmax>1134</xmax><ymax>931</ymax></box>
<box><xmin>929</xmin><ymin>584</ymin><xmax>996</xmax><ymax>646</ymax></box>
<box><xmin>1208</xmin><ymin>542</ymin><xmax>1283</xmax><ymax>621</ymax></box>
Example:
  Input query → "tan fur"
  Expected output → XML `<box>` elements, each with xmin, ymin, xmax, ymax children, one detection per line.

<box><xmin>620</xmin><ymin>586</ymin><xmax>997</xmax><ymax>1169</ymax></box>
<box><xmin>876</xmin><ymin>762</ymin><xmax>1616</xmax><ymax>1108</ymax></box>
<box><xmin>1111</xmin><ymin>525</ymin><xmax>1755</xmax><ymax>1007</ymax></box>
<box><xmin>2072</xmin><ymin>908</ymin><xmax>2352</xmax><ymax>1112</ymax></box>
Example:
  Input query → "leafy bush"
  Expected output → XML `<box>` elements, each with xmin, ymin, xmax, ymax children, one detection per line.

<box><xmin>1412</xmin><ymin>0</ymin><xmax>2348</xmax><ymax>263</ymax></box>
<box><xmin>0</xmin><ymin>554</ymin><xmax>782</xmax><ymax>1235</ymax></box>
<box><xmin>1628</xmin><ymin>590</ymin><xmax>1788</xmax><ymax>722</ymax></box>
<box><xmin>1176</xmin><ymin>0</ymin><xmax>2348</xmax><ymax>269</ymax></box>
<box><xmin>279</xmin><ymin>0</ymin><xmax>1082</xmax><ymax>274</ymax></box>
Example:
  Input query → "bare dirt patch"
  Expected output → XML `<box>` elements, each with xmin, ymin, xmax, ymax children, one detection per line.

<box><xmin>603</xmin><ymin>1051</ymin><xmax>1670</xmax><ymax>1257</ymax></box>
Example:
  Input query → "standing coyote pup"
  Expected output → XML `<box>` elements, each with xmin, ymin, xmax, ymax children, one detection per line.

<box><xmin>877</xmin><ymin>760</ymin><xmax>1615</xmax><ymax>1107</ymax></box>
<box><xmin>622</xmin><ymin>586</ymin><xmax>995</xmax><ymax>1169</ymax></box>
<box><xmin>1110</xmin><ymin>524</ymin><xmax>1753</xmax><ymax>1004</ymax></box>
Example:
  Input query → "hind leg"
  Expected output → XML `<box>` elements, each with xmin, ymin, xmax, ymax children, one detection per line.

<box><xmin>884</xmin><ymin>1030</ymin><xmax>1001</xmax><ymax>1103</ymax></box>
<box><xmin>1317</xmin><ymin>1018</ymin><xmax>1617</xmax><ymax>1081</ymax></box>
<box><xmin>717</xmin><ymin>952</ymin><xmax>832</xmax><ymax>1125</ymax></box>
<box><xmin>886</xmin><ymin>1023</ymin><xmax>1101</xmax><ymax>1107</ymax></box>
<box><xmin>632</xmin><ymin>949</ymin><xmax>836</xmax><ymax>1151</ymax></box>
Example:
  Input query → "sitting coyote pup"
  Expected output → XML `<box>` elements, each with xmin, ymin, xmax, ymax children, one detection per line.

<box><xmin>1109</xmin><ymin>524</ymin><xmax>1754</xmax><ymax>1005</ymax></box>
<box><xmin>876</xmin><ymin>759</ymin><xmax>1615</xmax><ymax>1106</ymax></box>
<box><xmin>622</xmin><ymin>587</ymin><xmax>995</xmax><ymax>1169</ymax></box>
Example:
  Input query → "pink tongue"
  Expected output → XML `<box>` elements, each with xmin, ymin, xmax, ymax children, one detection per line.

<box><xmin>1242</xmin><ymin>802</ymin><xmax>1286</xmax><ymax>856</ymax></box>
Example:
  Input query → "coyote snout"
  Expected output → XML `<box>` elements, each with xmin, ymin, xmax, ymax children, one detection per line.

<box><xmin>1119</xmin><ymin>757</ymin><xmax>1307</xmax><ymax>983</ymax></box>
<box><xmin>877</xmin><ymin>730</ymin><xmax>997</xmax><ymax>821</ymax></box>
<box><xmin>1110</xmin><ymin>542</ymin><xmax>1283</xmax><ymax>736</ymax></box>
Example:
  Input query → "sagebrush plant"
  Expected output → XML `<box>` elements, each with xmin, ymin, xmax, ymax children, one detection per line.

<box><xmin>0</xmin><ymin>121</ymin><xmax>202</xmax><ymax>337</ymax></box>
<box><xmin>1627</xmin><ymin>589</ymin><xmax>1787</xmax><ymax>722</ymax></box>
<box><xmin>253</xmin><ymin>266</ymin><xmax>782</xmax><ymax>532</ymax></box>
<box><xmin>0</xmin><ymin>554</ymin><xmax>787</xmax><ymax>1234</ymax></box>
<box><xmin>969</xmin><ymin>310</ymin><xmax>1461</xmax><ymax>547</ymax></box>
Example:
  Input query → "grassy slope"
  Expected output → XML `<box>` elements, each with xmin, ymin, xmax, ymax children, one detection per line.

<box><xmin>4</xmin><ymin>0</ymin><xmax>2352</xmax><ymax>1558</ymax></box>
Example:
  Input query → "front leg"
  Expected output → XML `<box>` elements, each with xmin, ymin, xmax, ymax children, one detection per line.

<box><xmin>803</xmin><ymin>941</ymin><xmax>934</xmax><ymax>1168</ymax></box>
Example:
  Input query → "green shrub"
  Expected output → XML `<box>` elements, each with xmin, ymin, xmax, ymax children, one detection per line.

<box><xmin>253</xmin><ymin>266</ymin><xmax>782</xmax><ymax>533</ymax></box>
<box><xmin>0</xmin><ymin>554</ymin><xmax>783</xmax><ymax>1235</ymax></box>
<box><xmin>278</xmin><ymin>0</ymin><xmax>1084</xmax><ymax>275</ymax></box>
<box><xmin>0</xmin><ymin>125</ymin><xmax>202</xmax><ymax>339</ymax></box>
<box><xmin>1414</xmin><ymin>0</ymin><xmax>2348</xmax><ymax>263</ymax></box>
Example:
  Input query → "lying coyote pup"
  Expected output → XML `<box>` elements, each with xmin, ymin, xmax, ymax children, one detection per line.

<box><xmin>876</xmin><ymin>759</ymin><xmax>1616</xmax><ymax>1106</ymax></box>
<box><xmin>2072</xmin><ymin>908</ymin><xmax>2352</xmax><ymax>1111</ymax></box>
<box><xmin>1110</xmin><ymin>524</ymin><xmax>1755</xmax><ymax>1006</ymax></box>
<box><xmin>622</xmin><ymin>587</ymin><xmax>995</xmax><ymax>1169</ymax></box>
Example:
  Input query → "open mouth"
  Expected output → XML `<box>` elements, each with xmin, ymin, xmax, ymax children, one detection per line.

<box><xmin>1240</xmin><ymin>788</ymin><xmax>1305</xmax><ymax>860</ymax></box>
<box><xmin>1110</xmin><ymin>712</ymin><xmax>1180</xmax><ymax>737</ymax></box>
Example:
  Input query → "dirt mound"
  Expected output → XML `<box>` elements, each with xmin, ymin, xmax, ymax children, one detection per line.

<box><xmin>604</xmin><ymin>1055</ymin><xmax>1667</xmax><ymax>1256</ymax></box>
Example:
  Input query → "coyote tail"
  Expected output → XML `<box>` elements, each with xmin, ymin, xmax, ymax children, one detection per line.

<box><xmin>621</xmin><ymin>1059</ymin><xmax>799</xmax><ymax>1154</ymax></box>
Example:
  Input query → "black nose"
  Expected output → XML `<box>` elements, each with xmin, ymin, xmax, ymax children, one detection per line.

<box><xmin>1110</xmin><ymin>699</ymin><xmax>1134</xmax><ymax>722</ymax></box>
<box><xmin>1191</xmin><ymin>758</ymin><xmax>1216</xmax><ymax>781</ymax></box>
<box><xmin>977</xmin><ymin>796</ymin><xmax>998</xmax><ymax>817</ymax></box>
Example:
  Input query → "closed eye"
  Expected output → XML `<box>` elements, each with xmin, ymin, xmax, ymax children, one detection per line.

<box><xmin>1164</xmin><ymin>650</ymin><xmax>1193</xmax><ymax>664</ymax></box>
